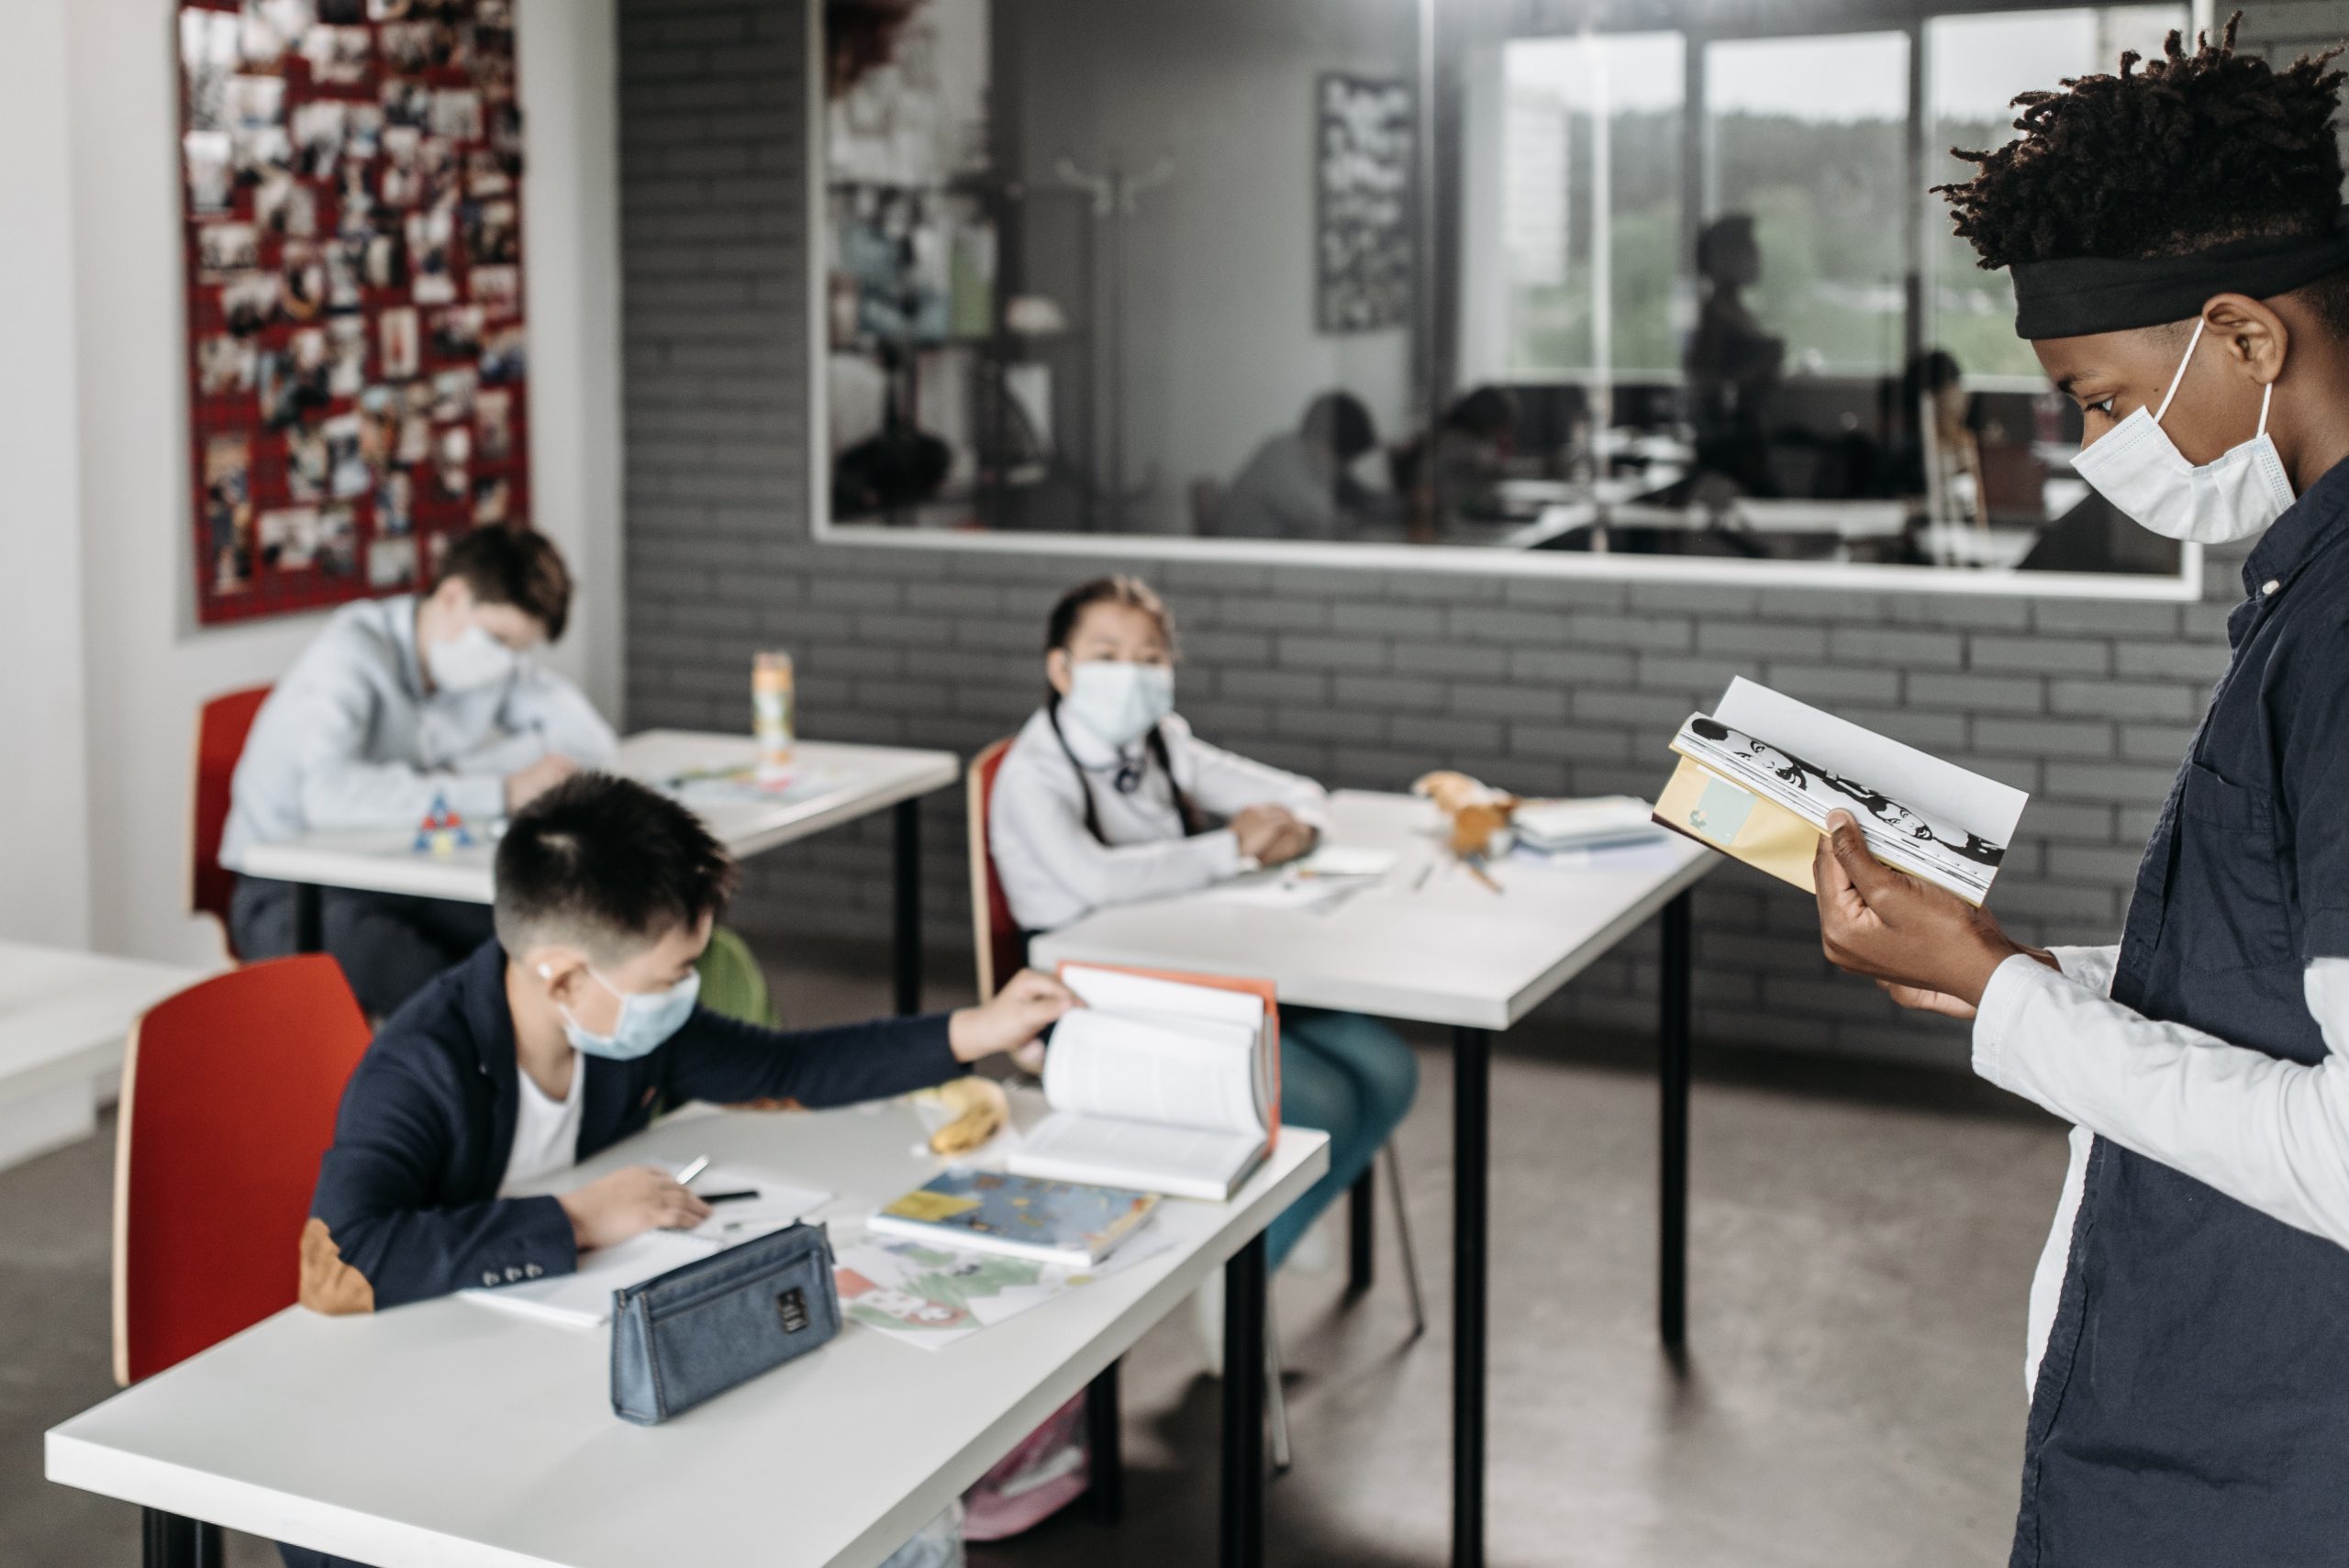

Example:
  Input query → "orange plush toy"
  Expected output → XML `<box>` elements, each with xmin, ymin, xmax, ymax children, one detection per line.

<box><xmin>1412</xmin><ymin>770</ymin><xmax>1520</xmax><ymax>861</ymax></box>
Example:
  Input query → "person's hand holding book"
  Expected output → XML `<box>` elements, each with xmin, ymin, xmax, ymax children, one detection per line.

<box><xmin>1812</xmin><ymin>810</ymin><xmax>2054</xmax><ymax>1013</ymax></box>
<box><xmin>950</xmin><ymin>969</ymin><xmax>1078</xmax><ymax>1062</ymax></box>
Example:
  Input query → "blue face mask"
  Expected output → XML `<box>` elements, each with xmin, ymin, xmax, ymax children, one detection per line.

<box><xmin>553</xmin><ymin>966</ymin><xmax>701</xmax><ymax>1061</ymax></box>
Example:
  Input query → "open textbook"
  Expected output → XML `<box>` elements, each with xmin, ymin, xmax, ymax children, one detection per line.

<box><xmin>1655</xmin><ymin>677</ymin><xmax>2029</xmax><ymax>906</ymax></box>
<box><xmin>1005</xmin><ymin>964</ymin><xmax>1280</xmax><ymax>1202</ymax></box>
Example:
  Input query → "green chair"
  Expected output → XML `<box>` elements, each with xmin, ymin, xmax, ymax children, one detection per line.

<box><xmin>695</xmin><ymin>926</ymin><xmax>778</xmax><ymax>1029</ymax></box>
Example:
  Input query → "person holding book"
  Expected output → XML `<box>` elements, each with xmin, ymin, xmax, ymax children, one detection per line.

<box><xmin>986</xmin><ymin>575</ymin><xmax>1419</xmax><ymax>1289</ymax></box>
<box><xmin>1809</xmin><ymin>22</ymin><xmax>2349</xmax><ymax>1562</ymax></box>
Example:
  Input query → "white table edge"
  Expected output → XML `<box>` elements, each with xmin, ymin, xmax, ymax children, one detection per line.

<box><xmin>44</xmin><ymin>1132</ymin><xmax>1330</xmax><ymax>1568</ymax></box>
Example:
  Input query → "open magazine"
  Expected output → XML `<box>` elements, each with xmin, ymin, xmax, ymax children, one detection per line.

<box><xmin>1655</xmin><ymin>678</ymin><xmax>2028</xmax><ymax>906</ymax></box>
<box><xmin>1005</xmin><ymin>964</ymin><xmax>1279</xmax><ymax>1201</ymax></box>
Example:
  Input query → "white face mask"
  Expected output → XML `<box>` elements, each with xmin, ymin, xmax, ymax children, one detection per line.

<box><xmin>425</xmin><ymin>621</ymin><xmax>518</xmax><ymax>693</ymax></box>
<box><xmin>1063</xmin><ymin>662</ymin><xmax>1175</xmax><ymax>750</ymax></box>
<box><xmin>2069</xmin><ymin>317</ymin><xmax>2297</xmax><ymax>544</ymax></box>
<box><xmin>540</xmin><ymin>962</ymin><xmax>701</xmax><ymax>1062</ymax></box>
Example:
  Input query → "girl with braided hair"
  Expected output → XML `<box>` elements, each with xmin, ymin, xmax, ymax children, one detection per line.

<box><xmin>1809</xmin><ymin>14</ymin><xmax>2349</xmax><ymax>1562</ymax></box>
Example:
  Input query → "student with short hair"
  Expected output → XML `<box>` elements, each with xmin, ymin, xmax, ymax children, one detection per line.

<box><xmin>223</xmin><ymin>526</ymin><xmax>615</xmax><ymax>1015</ymax></box>
<box><xmin>987</xmin><ymin>576</ymin><xmax>1418</xmax><ymax>1294</ymax></box>
<box><xmin>1810</xmin><ymin>23</ymin><xmax>2349</xmax><ymax>1560</ymax></box>
<box><xmin>298</xmin><ymin>773</ymin><xmax>1074</xmax><ymax>1320</ymax></box>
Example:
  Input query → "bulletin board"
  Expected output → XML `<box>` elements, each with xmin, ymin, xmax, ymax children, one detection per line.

<box><xmin>177</xmin><ymin>0</ymin><xmax>529</xmax><ymax>626</ymax></box>
<box><xmin>1315</xmin><ymin>72</ymin><xmax>1413</xmax><ymax>334</ymax></box>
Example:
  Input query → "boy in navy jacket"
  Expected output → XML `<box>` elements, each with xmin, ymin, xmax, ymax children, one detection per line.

<box><xmin>298</xmin><ymin>772</ymin><xmax>1074</xmax><ymax>1315</ymax></box>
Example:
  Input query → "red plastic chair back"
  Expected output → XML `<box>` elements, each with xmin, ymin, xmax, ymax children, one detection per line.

<box><xmin>114</xmin><ymin>955</ymin><xmax>369</xmax><ymax>1385</ymax></box>
<box><xmin>191</xmin><ymin>684</ymin><xmax>272</xmax><ymax>956</ymax></box>
<box><xmin>968</xmin><ymin>740</ymin><xmax>1025</xmax><ymax>998</ymax></box>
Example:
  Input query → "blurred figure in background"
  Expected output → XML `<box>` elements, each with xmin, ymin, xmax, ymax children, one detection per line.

<box><xmin>1216</xmin><ymin>391</ymin><xmax>1399</xmax><ymax>539</ymax></box>
<box><xmin>1686</xmin><ymin>213</ymin><xmax>1784</xmax><ymax>499</ymax></box>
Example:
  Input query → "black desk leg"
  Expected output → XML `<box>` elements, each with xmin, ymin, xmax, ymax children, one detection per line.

<box><xmin>293</xmin><ymin>881</ymin><xmax>323</xmax><ymax>955</ymax></box>
<box><xmin>141</xmin><ymin>1509</ymin><xmax>221</xmax><ymax>1568</ymax></box>
<box><xmin>1659</xmin><ymin>890</ymin><xmax>1693</xmax><ymax>1350</ymax></box>
<box><xmin>1453</xmin><ymin>1024</ymin><xmax>1491</xmax><ymax>1568</ymax></box>
<box><xmin>1348</xmin><ymin>1169</ymin><xmax>1375</xmax><ymax>1292</ymax></box>
<box><xmin>1085</xmin><ymin>1358</ymin><xmax>1124</xmax><ymax>1525</ymax></box>
<box><xmin>1220</xmin><ymin>1233</ymin><xmax>1268</xmax><ymax>1568</ymax></box>
<box><xmin>892</xmin><ymin>799</ymin><xmax>920</xmax><ymax>1016</ymax></box>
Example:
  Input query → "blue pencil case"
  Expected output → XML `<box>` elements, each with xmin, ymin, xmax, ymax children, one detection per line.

<box><xmin>609</xmin><ymin>1221</ymin><xmax>841</xmax><ymax>1426</ymax></box>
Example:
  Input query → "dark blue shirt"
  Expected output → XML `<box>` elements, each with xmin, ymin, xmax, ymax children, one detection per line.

<box><xmin>2012</xmin><ymin>454</ymin><xmax>2349</xmax><ymax>1563</ymax></box>
<box><xmin>299</xmin><ymin>940</ymin><xmax>961</xmax><ymax>1314</ymax></box>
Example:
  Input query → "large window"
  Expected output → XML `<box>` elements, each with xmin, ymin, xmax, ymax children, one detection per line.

<box><xmin>817</xmin><ymin>0</ymin><xmax>2198</xmax><ymax>592</ymax></box>
<box><xmin>1706</xmin><ymin>31</ymin><xmax>1910</xmax><ymax>375</ymax></box>
<box><xmin>1495</xmin><ymin>33</ymin><xmax>1685</xmax><ymax>378</ymax></box>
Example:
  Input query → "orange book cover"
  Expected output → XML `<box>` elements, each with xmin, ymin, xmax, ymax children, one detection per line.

<box><xmin>1051</xmin><ymin>961</ymin><xmax>1282</xmax><ymax>1150</ymax></box>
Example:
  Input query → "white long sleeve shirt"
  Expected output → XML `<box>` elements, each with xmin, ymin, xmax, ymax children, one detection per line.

<box><xmin>219</xmin><ymin>595</ymin><xmax>618</xmax><ymax>870</ymax></box>
<box><xmin>1976</xmin><ymin>944</ymin><xmax>2349</xmax><ymax>1393</ymax></box>
<box><xmin>987</xmin><ymin>705</ymin><xmax>1328</xmax><ymax>933</ymax></box>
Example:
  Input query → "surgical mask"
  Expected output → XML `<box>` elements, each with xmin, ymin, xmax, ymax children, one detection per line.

<box><xmin>2070</xmin><ymin>317</ymin><xmax>2297</xmax><ymax>544</ymax></box>
<box><xmin>544</xmin><ymin>964</ymin><xmax>701</xmax><ymax>1061</ymax></box>
<box><xmin>425</xmin><ymin>622</ymin><xmax>519</xmax><ymax>693</ymax></box>
<box><xmin>1063</xmin><ymin>662</ymin><xmax>1174</xmax><ymax>750</ymax></box>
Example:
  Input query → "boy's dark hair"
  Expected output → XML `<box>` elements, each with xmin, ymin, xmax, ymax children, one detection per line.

<box><xmin>439</xmin><ymin>525</ymin><xmax>573</xmax><ymax>641</ymax></box>
<box><xmin>493</xmin><ymin>774</ymin><xmax>737</xmax><ymax>962</ymax></box>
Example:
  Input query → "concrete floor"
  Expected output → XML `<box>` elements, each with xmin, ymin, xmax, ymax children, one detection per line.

<box><xmin>2</xmin><ymin>936</ymin><xmax>2066</xmax><ymax>1567</ymax></box>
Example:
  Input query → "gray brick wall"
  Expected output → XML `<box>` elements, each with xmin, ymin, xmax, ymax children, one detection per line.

<box><xmin>617</xmin><ymin>0</ymin><xmax>2270</xmax><ymax>1068</ymax></box>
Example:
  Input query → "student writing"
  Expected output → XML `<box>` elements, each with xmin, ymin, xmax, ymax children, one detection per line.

<box><xmin>223</xmin><ymin>526</ymin><xmax>616</xmax><ymax>1016</ymax></box>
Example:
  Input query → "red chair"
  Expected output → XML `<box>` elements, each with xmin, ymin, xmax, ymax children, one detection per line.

<box><xmin>113</xmin><ymin>955</ymin><xmax>370</xmax><ymax>1387</ymax></box>
<box><xmin>189</xmin><ymin>684</ymin><xmax>272</xmax><ymax>960</ymax></box>
<box><xmin>967</xmin><ymin>739</ymin><xmax>1024</xmax><ymax>998</ymax></box>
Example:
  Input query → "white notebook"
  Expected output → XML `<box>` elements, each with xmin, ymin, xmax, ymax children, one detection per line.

<box><xmin>1007</xmin><ymin>965</ymin><xmax>1278</xmax><ymax>1202</ymax></box>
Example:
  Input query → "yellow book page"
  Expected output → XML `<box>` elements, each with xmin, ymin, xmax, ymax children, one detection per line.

<box><xmin>1652</xmin><ymin>755</ymin><xmax>1825</xmax><ymax>895</ymax></box>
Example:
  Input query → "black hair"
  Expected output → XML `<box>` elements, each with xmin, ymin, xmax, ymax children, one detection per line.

<box><xmin>438</xmin><ymin>524</ymin><xmax>573</xmax><ymax>641</ymax></box>
<box><xmin>1300</xmin><ymin>391</ymin><xmax>1378</xmax><ymax>460</ymax></box>
<box><xmin>1937</xmin><ymin>14</ymin><xmax>2349</xmax><ymax>331</ymax></box>
<box><xmin>1039</xmin><ymin>576</ymin><xmax>1200</xmax><ymax>841</ymax></box>
<box><xmin>1445</xmin><ymin>385</ymin><xmax>1519</xmax><ymax>439</ymax></box>
<box><xmin>493</xmin><ymin>773</ymin><xmax>737</xmax><ymax>962</ymax></box>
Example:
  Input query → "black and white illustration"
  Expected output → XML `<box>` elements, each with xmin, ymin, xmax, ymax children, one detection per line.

<box><xmin>1314</xmin><ymin>72</ymin><xmax>1413</xmax><ymax>334</ymax></box>
<box><xmin>1675</xmin><ymin>713</ymin><xmax>2006</xmax><ymax>902</ymax></box>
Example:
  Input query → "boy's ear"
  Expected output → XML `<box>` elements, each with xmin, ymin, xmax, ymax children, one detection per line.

<box><xmin>522</xmin><ymin>943</ymin><xmax>592</xmax><ymax>1006</ymax></box>
<box><xmin>2203</xmin><ymin>293</ymin><xmax>2290</xmax><ymax>384</ymax></box>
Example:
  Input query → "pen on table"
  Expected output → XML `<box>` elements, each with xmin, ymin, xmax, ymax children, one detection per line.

<box><xmin>1464</xmin><ymin>857</ymin><xmax>1504</xmax><ymax>895</ymax></box>
<box><xmin>1409</xmin><ymin>861</ymin><xmax>1433</xmax><ymax>892</ymax></box>
<box><xmin>697</xmin><ymin>1189</ymin><xmax>760</xmax><ymax>1204</ymax></box>
<box><xmin>674</xmin><ymin>1154</ymin><xmax>710</xmax><ymax>1186</ymax></box>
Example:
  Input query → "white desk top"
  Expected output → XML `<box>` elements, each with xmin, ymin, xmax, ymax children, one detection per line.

<box><xmin>1033</xmin><ymin>792</ymin><xmax>1717</xmax><ymax>1031</ymax></box>
<box><xmin>237</xmin><ymin>732</ymin><xmax>960</xmax><ymax>903</ymax></box>
<box><xmin>48</xmin><ymin>1096</ymin><xmax>1328</xmax><ymax>1568</ymax></box>
<box><xmin>0</xmin><ymin>942</ymin><xmax>209</xmax><ymax>1095</ymax></box>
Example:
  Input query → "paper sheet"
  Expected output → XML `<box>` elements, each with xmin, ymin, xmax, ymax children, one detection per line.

<box><xmin>833</xmin><ymin>1231</ymin><xmax>1177</xmax><ymax>1351</ymax></box>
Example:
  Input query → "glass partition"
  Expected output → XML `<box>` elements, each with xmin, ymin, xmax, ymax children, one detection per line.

<box><xmin>815</xmin><ymin>0</ymin><xmax>2199</xmax><ymax>591</ymax></box>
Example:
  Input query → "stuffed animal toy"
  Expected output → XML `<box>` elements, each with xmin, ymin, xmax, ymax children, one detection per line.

<box><xmin>1413</xmin><ymin>770</ymin><xmax>1520</xmax><ymax>861</ymax></box>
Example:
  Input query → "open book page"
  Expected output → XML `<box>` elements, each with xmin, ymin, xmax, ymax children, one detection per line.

<box><xmin>1013</xmin><ymin>1114</ymin><xmax>1267</xmax><ymax>1201</ymax></box>
<box><xmin>1671</xmin><ymin>713</ymin><xmax>2006</xmax><ymax>902</ymax></box>
<box><xmin>1062</xmin><ymin>965</ymin><xmax>1268</xmax><ymax>1032</ymax></box>
<box><xmin>1042</xmin><ymin>1008</ymin><xmax>1264</xmax><ymax>1136</ymax></box>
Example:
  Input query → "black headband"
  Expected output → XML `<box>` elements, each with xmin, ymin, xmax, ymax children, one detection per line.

<box><xmin>2009</xmin><ymin>216</ymin><xmax>2349</xmax><ymax>339</ymax></box>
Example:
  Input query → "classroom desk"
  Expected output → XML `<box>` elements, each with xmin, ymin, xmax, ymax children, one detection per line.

<box><xmin>1031</xmin><ymin>792</ymin><xmax>1718</xmax><ymax>1568</ymax></box>
<box><xmin>236</xmin><ymin>732</ymin><xmax>959</xmax><ymax>1014</ymax></box>
<box><xmin>0</xmin><ymin>943</ymin><xmax>208</xmax><ymax>1173</ymax></box>
<box><xmin>49</xmin><ymin>1095</ymin><xmax>1329</xmax><ymax>1568</ymax></box>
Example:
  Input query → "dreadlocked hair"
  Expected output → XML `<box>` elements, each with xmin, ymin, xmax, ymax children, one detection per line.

<box><xmin>1936</xmin><ymin>13</ymin><xmax>2349</xmax><ymax>329</ymax></box>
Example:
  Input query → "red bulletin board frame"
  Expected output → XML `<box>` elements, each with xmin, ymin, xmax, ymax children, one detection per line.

<box><xmin>178</xmin><ymin>0</ymin><xmax>532</xmax><ymax>627</ymax></box>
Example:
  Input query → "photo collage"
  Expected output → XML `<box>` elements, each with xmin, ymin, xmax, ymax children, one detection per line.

<box><xmin>180</xmin><ymin>0</ymin><xmax>528</xmax><ymax>625</ymax></box>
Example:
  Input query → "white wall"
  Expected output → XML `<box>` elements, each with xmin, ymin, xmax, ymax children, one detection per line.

<box><xmin>0</xmin><ymin>0</ymin><xmax>621</xmax><ymax>968</ymax></box>
<box><xmin>0</xmin><ymin>0</ymin><xmax>95</xmax><ymax>949</ymax></box>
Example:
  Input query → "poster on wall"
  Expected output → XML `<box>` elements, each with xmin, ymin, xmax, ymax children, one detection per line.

<box><xmin>178</xmin><ymin>0</ymin><xmax>528</xmax><ymax>626</ymax></box>
<box><xmin>1315</xmin><ymin>72</ymin><xmax>1414</xmax><ymax>334</ymax></box>
<box><xmin>1315</xmin><ymin>72</ymin><xmax>1413</xmax><ymax>334</ymax></box>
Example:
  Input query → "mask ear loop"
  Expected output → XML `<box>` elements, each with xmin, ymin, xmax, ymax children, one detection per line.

<box><xmin>2255</xmin><ymin>378</ymin><xmax>2276</xmax><ymax>438</ymax></box>
<box><xmin>2152</xmin><ymin>317</ymin><xmax>2208</xmax><ymax>427</ymax></box>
